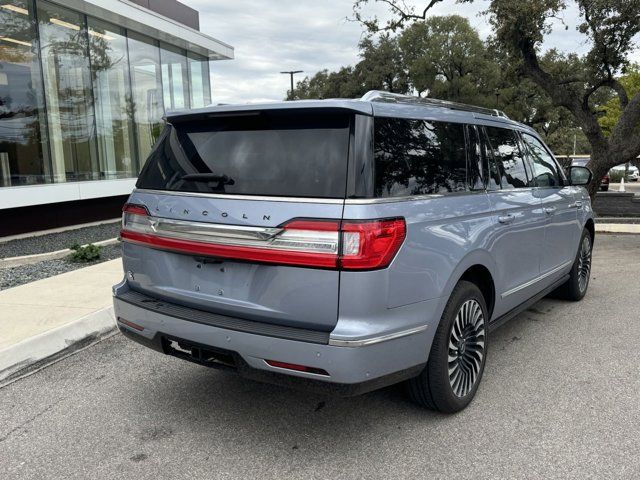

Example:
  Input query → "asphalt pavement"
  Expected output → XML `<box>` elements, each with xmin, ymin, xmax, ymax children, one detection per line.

<box><xmin>1</xmin><ymin>234</ymin><xmax>639</xmax><ymax>479</ymax></box>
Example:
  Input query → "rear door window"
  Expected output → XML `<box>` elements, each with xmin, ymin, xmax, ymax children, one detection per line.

<box><xmin>373</xmin><ymin>118</ymin><xmax>476</xmax><ymax>197</ymax></box>
<box><xmin>484</xmin><ymin>126</ymin><xmax>529</xmax><ymax>189</ymax></box>
<box><xmin>136</xmin><ymin>111</ymin><xmax>351</xmax><ymax>198</ymax></box>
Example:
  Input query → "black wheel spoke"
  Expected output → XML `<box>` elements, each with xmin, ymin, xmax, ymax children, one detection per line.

<box><xmin>447</xmin><ymin>299</ymin><xmax>486</xmax><ymax>398</ymax></box>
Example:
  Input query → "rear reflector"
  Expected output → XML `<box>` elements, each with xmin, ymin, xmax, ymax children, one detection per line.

<box><xmin>265</xmin><ymin>359</ymin><xmax>329</xmax><ymax>376</ymax></box>
<box><xmin>117</xmin><ymin>317</ymin><xmax>145</xmax><ymax>331</ymax></box>
<box><xmin>121</xmin><ymin>203</ymin><xmax>405</xmax><ymax>270</ymax></box>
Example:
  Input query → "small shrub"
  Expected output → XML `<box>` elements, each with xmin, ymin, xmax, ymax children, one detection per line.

<box><xmin>69</xmin><ymin>243</ymin><xmax>102</xmax><ymax>263</ymax></box>
<box><xmin>608</xmin><ymin>170</ymin><xmax>625</xmax><ymax>183</ymax></box>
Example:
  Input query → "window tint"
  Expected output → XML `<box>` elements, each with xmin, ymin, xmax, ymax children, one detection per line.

<box><xmin>374</xmin><ymin>118</ymin><xmax>471</xmax><ymax>197</ymax></box>
<box><xmin>522</xmin><ymin>133</ymin><xmax>561</xmax><ymax>187</ymax></box>
<box><xmin>136</xmin><ymin>112</ymin><xmax>351</xmax><ymax>198</ymax></box>
<box><xmin>484</xmin><ymin>127</ymin><xmax>528</xmax><ymax>189</ymax></box>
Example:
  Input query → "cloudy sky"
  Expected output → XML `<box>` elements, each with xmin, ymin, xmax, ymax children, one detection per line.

<box><xmin>184</xmin><ymin>0</ymin><xmax>636</xmax><ymax>104</ymax></box>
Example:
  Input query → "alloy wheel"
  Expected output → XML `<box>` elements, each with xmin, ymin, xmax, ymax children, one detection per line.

<box><xmin>577</xmin><ymin>235</ymin><xmax>592</xmax><ymax>293</ymax></box>
<box><xmin>448</xmin><ymin>299</ymin><xmax>486</xmax><ymax>398</ymax></box>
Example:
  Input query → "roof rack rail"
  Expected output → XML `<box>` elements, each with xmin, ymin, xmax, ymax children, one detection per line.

<box><xmin>360</xmin><ymin>90</ymin><xmax>509</xmax><ymax>119</ymax></box>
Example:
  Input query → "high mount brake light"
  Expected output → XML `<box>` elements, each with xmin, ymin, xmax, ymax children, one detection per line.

<box><xmin>121</xmin><ymin>203</ymin><xmax>405</xmax><ymax>270</ymax></box>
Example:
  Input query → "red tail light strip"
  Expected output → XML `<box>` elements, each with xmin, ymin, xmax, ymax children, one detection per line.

<box><xmin>121</xmin><ymin>203</ymin><xmax>405</xmax><ymax>270</ymax></box>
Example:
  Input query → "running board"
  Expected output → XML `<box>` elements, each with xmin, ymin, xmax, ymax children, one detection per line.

<box><xmin>488</xmin><ymin>274</ymin><xmax>570</xmax><ymax>333</ymax></box>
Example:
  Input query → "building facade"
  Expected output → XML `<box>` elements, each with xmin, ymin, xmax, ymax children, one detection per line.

<box><xmin>0</xmin><ymin>0</ymin><xmax>232</xmax><ymax>232</ymax></box>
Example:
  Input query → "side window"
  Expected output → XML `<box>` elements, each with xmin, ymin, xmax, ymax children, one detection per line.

<box><xmin>522</xmin><ymin>133</ymin><xmax>561</xmax><ymax>188</ymax></box>
<box><xmin>479</xmin><ymin>127</ymin><xmax>502</xmax><ymax>190</ymax></box>
<box><xmin>373</xmin><ymin>118</ymin><xmax>470</xmax><ymax>197</ymax></box>
<box><xmin>484</xmin><ymin>126</ymin><xmax>529</xmax><ymax>189</ymax></box>
<box><xmin>465</xmin><ymin>125</ymin><xmax>486</xmax><ymax>191</ymax></box>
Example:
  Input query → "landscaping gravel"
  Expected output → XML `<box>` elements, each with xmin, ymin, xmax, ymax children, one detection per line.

<box><xmin>0</xmin><ymin>244</ymin><xmax>122</xmax><ymax>291</ymax></box>
<box><xmin>0</xmin><ymin>220</ymin><xmax>120</xmax><ymax>259</ymax></box>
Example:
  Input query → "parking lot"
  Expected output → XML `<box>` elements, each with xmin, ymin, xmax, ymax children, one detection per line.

<box><xmin>1</xmin><ymin>234</ymin><xmax>639</xmax><ymax>479</ymax></box>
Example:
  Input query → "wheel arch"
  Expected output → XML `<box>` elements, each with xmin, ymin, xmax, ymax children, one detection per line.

<box><xmin>442</xmin><ymin>250</ymin><xmax>498</xmax><ymax>321</ymax></box>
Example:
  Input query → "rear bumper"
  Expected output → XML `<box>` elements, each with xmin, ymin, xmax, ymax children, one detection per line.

<box><xmin>112</xmin><ymin>282</ymin><xmax>432</xmax><ymax>393</ymax></box>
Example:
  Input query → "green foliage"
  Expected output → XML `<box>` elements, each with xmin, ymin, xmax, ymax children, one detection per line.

<box><xmin>69</xmin><ymin>243</ymin><xmax>102</xmax><ymax>263</ymax></box>
<box><xmin>599</xmin><ymin>66</ymin><xmax>640</xmax><ymax>136</ymax></box>
<box><xmin>398</xmin><ymin>16</ymin><xmax>497</xmax><ymax>106</ymax></box>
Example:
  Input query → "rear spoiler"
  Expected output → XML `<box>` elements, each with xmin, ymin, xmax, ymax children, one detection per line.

<box><xmin>165</xmin><ymin>100</ymin><xmax>373</xmax><ymax>124</ymax></box>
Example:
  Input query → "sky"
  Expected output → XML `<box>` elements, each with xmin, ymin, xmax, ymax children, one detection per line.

<box><xmin>184</xmin><ymin>0</ymin><xmax>638</xmax><ymax>105</ymax></box>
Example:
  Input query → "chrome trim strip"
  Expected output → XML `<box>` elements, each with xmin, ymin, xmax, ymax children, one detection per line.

<box><xmin>344</xmin><ymin>190</ymin><xmax>487</xmax><ymax>205</ymax></box>
<box><xmin>328</xmin><ymin>325</ymin><xmax>428</xmax><ymax>347</ymax></box>
<box><xmin>501</xmin><ymin>260</ymin><xmax>573</xmax><ymax>298</ymax></box>
<box><xmin>134</xmin><ymin>188</ymin><xmax>345</xmax><ymax>204</ymax></box>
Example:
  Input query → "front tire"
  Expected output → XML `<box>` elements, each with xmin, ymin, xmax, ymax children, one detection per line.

<box><xmin>408</xmin><ymin>281</ymin><xmax>488</xmax><ymax>413</ymax></box>
<box><xmin>554</xmin><ymin>229</ymin><xmax>593</xmax><ymax>301</ymax></box>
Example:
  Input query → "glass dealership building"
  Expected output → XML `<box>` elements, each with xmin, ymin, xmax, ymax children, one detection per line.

<box><xmin>0</xmin><ymin>0</ymin><xmax>233</xmax><ymax>213</ymax></box>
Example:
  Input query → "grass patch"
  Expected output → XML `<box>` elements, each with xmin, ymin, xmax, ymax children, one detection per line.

<box><xmin>69</xmin><ymin>243</ymin><xmax>102</xmax><ymax>263</ymax></box>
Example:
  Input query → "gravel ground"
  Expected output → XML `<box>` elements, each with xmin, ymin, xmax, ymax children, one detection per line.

<box><xmin>0</xmin><ymin>221</ymin><xmax>120</xmax><ymax>259</ymax></box>
<box><xmin>1</xmin><ymin>235</ymin><xmax>639</xmax><ymax>479</ymax></box>
<box><xmin>0</xmin><ymin>244</ymin><xmax>122</xmax><ymax>291</ymax></box>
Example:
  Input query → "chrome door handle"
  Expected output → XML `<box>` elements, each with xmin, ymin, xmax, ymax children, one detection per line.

<box><xmin>544</xmin><ymin>206</ymin><xmax>556</xmax><ymax>215</ymax></box>
<box><xmin>498</xmin><ymin>214</ymin><xmax>515</xmax><ymax>224</ymax></box>
<box><xmin>573</xmin><ymin>200</ymin><xmax>583</xmax><ymax>208</ymax></box>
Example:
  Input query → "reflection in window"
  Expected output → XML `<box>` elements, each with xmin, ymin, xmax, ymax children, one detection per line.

<box><xmin>161</xmin><ymin>42</ymin><xmax>189</xmax><ymax>110</ymax></box>
<box><xmin>522</xmin><ymin>133</ymin><xmax>560</xmax><ymax>187</ymax></box>
<box><xmin>0</xmin><ymin>0</ymin><xmax>49</xmax><ymax>186</ymax></box>
<box><xmin>88</xmin><ymin>18</ymin><xmax>137</xmax><ymax>179</ymax></box>
<box><xmin>38</xmin><ymin>0</ymin><xmax>98</xmax><ymax>182</ymax></box>
<box><xmin>188</xmin><ymin>52</ymin><xmax>211</xmax><ymax>108</ymax></box>
<box><xmin>127</xmin><ymin>31</ymin><xmax>164</xmax><ymax>163</ymax></box>
<box><xmin>484</xmin><ymin>127</ymin><xmax>528</xmax><ymax>189</ymax></box>
<box><xmin>374</xmin><ymin>118</ymin><xmax>472</xmax><ymax>197</ymax></box>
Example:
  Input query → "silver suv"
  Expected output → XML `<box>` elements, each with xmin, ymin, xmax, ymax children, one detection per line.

<box><xmin>113</xmin><ymin>91</ymin><xmax>594</xmax><ymax>412</ymax></box>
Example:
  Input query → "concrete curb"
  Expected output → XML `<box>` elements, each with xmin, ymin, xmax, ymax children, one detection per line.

<box><xmin>0</xmin><ymin>306</ymin><xmax>116</xmax><ymax>385</ymax></box>
<box><xmin>0</xmin><ymin>238</ymin><xmax>119</xmax><ymax>268</ymax></box>
<box><xmin>595</xmin><ymin>224</ymin><xmax>640</xmax><ymax>234</ymax></box>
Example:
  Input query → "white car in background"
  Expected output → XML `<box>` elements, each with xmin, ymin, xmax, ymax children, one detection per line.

<box><xmin>610</xmin><ymin>165</ymin><xmax>639</xmax><ymax>181</ymax></box>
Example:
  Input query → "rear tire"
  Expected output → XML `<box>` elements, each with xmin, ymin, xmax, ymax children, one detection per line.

<box><xmin>408</xmin><ymin>281</ymin><xmax>488</xmax><ymax>413</ymax></box>
<box><xmin>553</xmin><ymin>229</ymin><xmax>593</xmax><ymax>301</ymax></box>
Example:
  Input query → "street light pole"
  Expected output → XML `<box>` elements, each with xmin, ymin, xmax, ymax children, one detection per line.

<box><xmin>280</xmin><ymin>70</ymin><xmax>303</xmax><ymax>100</ymax></box>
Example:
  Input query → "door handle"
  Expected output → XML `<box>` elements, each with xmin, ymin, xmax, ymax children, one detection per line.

<box><xmin>544</xmin><ymin>206</ymin><xmax>556</xmax><ymax>215</ymax></box>
<box><xmin>572</xmin><ymin>200</ymin><xmax>583</xmax><ymax>208</ymax></box>
<box><xmin>498</xmin><ymin>214</ymin><xmax>515</xmax><ymax>224</ymax></box>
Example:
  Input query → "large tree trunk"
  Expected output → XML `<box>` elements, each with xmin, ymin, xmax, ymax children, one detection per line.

<box><xmin>586</xmin><ymin>152</ymin><xmax>611</xmax><ymax>200</ymax></box>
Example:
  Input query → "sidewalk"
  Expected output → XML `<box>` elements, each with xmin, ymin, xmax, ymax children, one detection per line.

<box><xmin>0</xmin><ymin>259</ymin><xmax>122</xmax><ymax>383</ymax></box>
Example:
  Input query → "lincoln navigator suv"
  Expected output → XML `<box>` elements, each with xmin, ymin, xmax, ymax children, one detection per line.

<box><xmin>113</xmin><ymin>91</ymin><xmax>594</xmax><ymax>413</ymax></box>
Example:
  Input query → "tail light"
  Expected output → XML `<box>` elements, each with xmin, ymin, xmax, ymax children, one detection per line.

<box><xmin>121</xmin><ymin>203</ymin><xmax>405</xmax><ymax>270</ymax></box>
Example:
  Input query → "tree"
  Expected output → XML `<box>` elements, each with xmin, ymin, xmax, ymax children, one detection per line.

<box><xmin>353</xmin><ymin>0</ymin><xmax>640</xmax><ymax>198</ymax></box>
<box><xmin>295</xmin><ymin>34</ymin><xmax>408</xmax><ymax>100</ymax></box>
<box><xmin>398</xmin><ymin>15</ymin><xmax>497</xmax><ymax>105</ymax></box>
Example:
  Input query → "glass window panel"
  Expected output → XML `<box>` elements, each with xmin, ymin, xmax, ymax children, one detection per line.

<box><xmin>127</xmin><ymin>31</ymin><xmax>163</xmax><ymax>165</ymax></box>
<box><xmin>88</xmin><ymin>17</ymin><xmax>136</xmax><ymax>179</ymax></box>
<box><xmin>484</xmin><ymin>126</ymin><xmax>529</xmax><ymax>189</ymax></box>
<box><xmin>38</xmin><ymin>0</ymin><xmax>98</xmax><ymax>182</ymax></box>
<box><xmin>160</xmin><ymin>42</ymin><xmax>189</xmax><ymax>110</ymax></box>
<box><xmin>522</xmin><ymin>133</ymin><xmax>561</xmax><ymax>188</ymax></box>
<box><xmin>187</xmin><ymin>51</ymin><xmax>210</xmax><ymax>108</ymax></box>
<box><xmin>0</xmin><ymin>0</ymin><xmax>50</xmax><ymax>186</ymax></box>
<box><xmin>374</xmin><ymin>118</ymin><xmax>469</xmax><ymax>197</ymax></box>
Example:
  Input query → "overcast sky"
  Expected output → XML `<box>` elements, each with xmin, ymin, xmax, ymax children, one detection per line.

<box><xmin>184</xmin><ymin>0</ymin><xmax>637</xmax><ymax>104</ymax></box>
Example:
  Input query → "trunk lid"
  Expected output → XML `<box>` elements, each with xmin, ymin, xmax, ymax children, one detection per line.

<box><xmin>121</xmin><ymin>109</ymin><xmax>352</xmax><ymax>332</ymax></box>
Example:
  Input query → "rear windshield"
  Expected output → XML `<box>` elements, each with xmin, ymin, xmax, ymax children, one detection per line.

<box><xmin>136</xmin><ymin>111</ymin><xmax>351</xmax><ymax>198</ymax></box>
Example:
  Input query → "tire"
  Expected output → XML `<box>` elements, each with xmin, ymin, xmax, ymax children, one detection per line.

<box><xmin>600</xmin><ymin>186</ymin><xmax>609</xmax><ymax>191</ymax></box>
<box><xmin>553</xmin><ymin>229</ymin><xmax>593</xmax><ymax>301</ymax></box>
<box><xmin>408</xmin><ymin>280</ymin><xmax>488</xmax><ymax>413</ymax></box>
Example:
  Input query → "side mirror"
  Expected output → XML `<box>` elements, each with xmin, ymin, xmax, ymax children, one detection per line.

<box><xmin>568</xmin><ymin>166</ymin><xmax>592</xmax><ymax>186</ymax></box>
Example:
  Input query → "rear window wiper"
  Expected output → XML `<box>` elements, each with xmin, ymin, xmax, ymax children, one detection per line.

<box><xmin>181</xmin><ymin>173</ymin><xmax>235</xmax><ymax>185</ymax></box>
